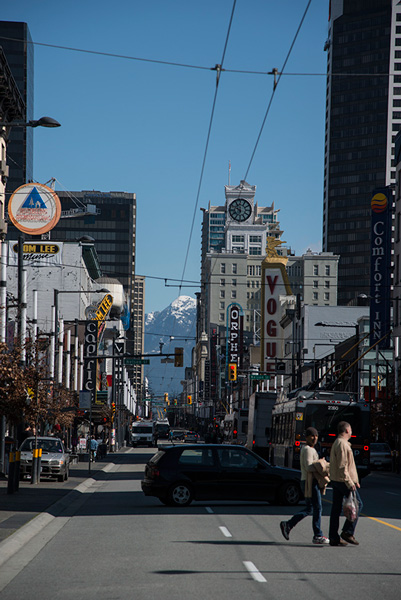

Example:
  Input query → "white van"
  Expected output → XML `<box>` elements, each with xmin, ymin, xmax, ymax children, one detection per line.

<box><xmin>131</xmin><ymin>421</ymin><xmax>153</xmax><ymax>447</ymax></box>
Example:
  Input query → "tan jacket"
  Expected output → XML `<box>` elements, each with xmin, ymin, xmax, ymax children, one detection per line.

<box><xmin>329</xmin><ymin>436</ymin><xmax>359</xmax><ymax>489</ymax></box>
<box><xmin>305</xmin><ymin>458</ymin><xmax>330</xmax><ymax>498</ymax></box>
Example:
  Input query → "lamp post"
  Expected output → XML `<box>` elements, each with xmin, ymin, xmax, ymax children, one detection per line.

<box><xmin>0</xmin><ymin>115</ymin><xmax>60</xmax><ymax>475</ymax></box>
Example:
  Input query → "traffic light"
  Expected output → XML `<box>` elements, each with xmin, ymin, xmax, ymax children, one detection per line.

<box><xmin>174</xmin><ymin>347</ymin><xmax>184</xmax><ymax>367</ymax></box>
<box><xmin>111</xmin><ymin>402</ymin><xmax>116</xmax><ymax>414</ymax></box>
<box><xmin>187</xmin><ymin>395</ymin><xmax>192</xmax><ymax>405</ymax></box>
<box><xmin>174</xmin><ymin>399</ymin><xmax>177</xmax><ymax>406</ymax></box>
<box><xmin>164</xmin><ymin>392</ymin><xmax>169</xmax><ymax>405</ymax></box>
<box><xmin>228</xmin><ymin>363</ymin><xmax>237</xmax><ymax>381</ymax></box>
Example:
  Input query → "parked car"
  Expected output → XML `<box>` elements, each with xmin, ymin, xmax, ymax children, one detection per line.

<box><xmin>141</xmin><ymin>444</ymin><xmax>302</xmax><ymax>507</ymax></box>
<box><xmin>170</xmin><ymin>430</ymin><xmax>185</xmax><ymax>441</ymax></box>
<box><xmin>184</xmin><ymin>431</ymin><xmax>200</xmax><ymax>443</ymax></box>
<box><xmin>370</xmin><ymin>442</ymin><xmax>392</xmax><ymax>471</ymax></box>
<box><xmin>19</xmin><ymin>436</ymin><xmax>70</xmax><ymax>482</ymax></box>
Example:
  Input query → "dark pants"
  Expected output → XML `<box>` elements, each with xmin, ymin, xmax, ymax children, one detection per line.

<box><xmin>329</xmin><ymin>481</ymin><xmax>363</xmax><ymax>542</ymax></box>
<box><xmin>287</xmin><ymin>479</ymin><xmax>323</xmax><ymax>538</ymax></box>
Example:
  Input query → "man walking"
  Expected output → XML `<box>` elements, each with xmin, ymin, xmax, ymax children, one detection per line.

<box><xmin>280</xmin><ymin>427</ymin><xmax>329</xmax><ymax>544</ymax></box>
<box><xmin>329</xmin><ymin>421</ymin><xmax>362</xmax><ymax>546</ymax></box>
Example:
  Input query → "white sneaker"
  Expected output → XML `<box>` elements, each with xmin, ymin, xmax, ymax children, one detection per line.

<box><xmin>313</xmin><ymin>536</ymin><xmax>329</xmax><ymax>545</ymax></box>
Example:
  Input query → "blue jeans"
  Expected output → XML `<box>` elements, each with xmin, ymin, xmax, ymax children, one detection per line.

<box><xmin>329</xmin><ymin>481</ymin><xmax>363</xmax><ymax>542</ymax></box>
<box><xmin>287</xmin><ymin>479</ymin><xmax>323</xmax><ymax>538</ymax></box>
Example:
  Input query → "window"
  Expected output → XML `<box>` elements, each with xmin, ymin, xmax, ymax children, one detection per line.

<box><xmin>313</xmin><ymin>265</ymin><xmax>319</xmax><ymax>275</ymax></box>
<box><xmin>178</xmin><ymin>448</ymin><xmax>214</xmax><ymax>465</ymax></box>
<box><xmin>250</xmin><ymin>235</ymin><xmax>262</xmax><ymax>243</ymax></box>
<box><xmin>220</xmin><ymin>263</ymin><xmax>226</xmax><ymax>274</ymax></box>
<box><xmin>231</xmin><ymin>290</ymin><xmax>237</xmax><ymax>299</ymax></box>
<box><xmin>324</xmin><ymin>292</ymin><xmax>330</xmax><ymax>301</ymax></box>
<box><xmin>219</xmin><ymin>302</ymin><xmax>225</xmax><ymax>309</ymax></box>
<box><xmin>220</xmin><ymin>278</ymin><xmax>225</xmax><ymax>286</ymax></box>
<box><xmin>325</xmin><ymin>281</ymin><xmax>330</xmax><ymax>289</ymax></box>
<box><xmin>313</xmin><ymin>292</ymin><xmax>318</xmax><ymax>300</ymax></box>
<box><xmin>313</xmin><ymin>280</ymin><xmax>319</xmax><ymax>288</ymax></box>
<box><xmin>232</xmin><ymin>279</ymin><xmax>237</xmax><ymax>286</ymax></box>
<box><xmin>220</xmin><ymin>290</ymin><xmax>225</xmax><ymax>298</ymax></box>
<box><xmin>249</xmin><ymin>247</ymin><xmax>261</xmax><ymax>255</ymax></box>
<box><xmin>216</xmin><ymin>447</ymin><xmax>259</xmax><ymax>469</ymax></box>
<box><xmin>232</xmin><ymin>235</ymin><xmax>244</xmax><ymax>243</ymax></box>
<box><xmin>219</xmin><ymin>313</ymin><xmax>224</xmax><ymax>322</ymax></box>
<box><xmin>232</xmin><ymin>263</ymin><xmax>237</xmax><ymax>274</ymax></box>
<box><xmin>325</xmin><ymin>265</ymin><xmax>330</xmax><ymax>276</ymax></box>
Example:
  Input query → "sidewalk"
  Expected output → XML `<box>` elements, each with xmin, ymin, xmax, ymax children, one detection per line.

<box><xmin>0</xmin><ymin>447</ymin><xmax>132</xmax><ymax>544</ymax></box>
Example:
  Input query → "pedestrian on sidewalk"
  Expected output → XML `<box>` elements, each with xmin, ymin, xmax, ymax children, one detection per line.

<box><xmin>90</xmin><ymin>436</ymin><xmax>98</xmax><ymax>462</ymax></box>
<box><xmin>280</xmin><ymin>427</ymin><xmax>329</xmax><ymax>545</ymax></box>
<box><xmin>328</xmin><ymin>421</ymin><xmax>362</xmax><ymax>547</ymax></box>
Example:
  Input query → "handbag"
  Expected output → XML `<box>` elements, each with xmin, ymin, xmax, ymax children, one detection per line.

<box><xmin>342</xmin><ymin>490</ymin><xmax>359</xmax><ymax>522</ymax></box>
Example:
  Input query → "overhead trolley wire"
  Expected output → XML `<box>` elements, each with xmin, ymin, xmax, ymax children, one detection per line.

<box><xmin>243</xmin><ymin>0</ymin><xmax>312</xmax><ymax>181</ymax></box>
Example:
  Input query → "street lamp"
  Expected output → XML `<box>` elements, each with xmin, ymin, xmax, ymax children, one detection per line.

<box><xmin>0</xmin><ymin>116</ymin><xmax>61</xmax><ymax>129</ymax></box>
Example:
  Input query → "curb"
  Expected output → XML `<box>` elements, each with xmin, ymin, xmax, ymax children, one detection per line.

<box><xmin>0</xmin><ymin>461</ymin><xmax>115</xmax><ymax>569</ymax></box>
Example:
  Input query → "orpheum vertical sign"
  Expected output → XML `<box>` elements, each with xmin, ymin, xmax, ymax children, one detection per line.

<box><xmin>370</xmin><ymin>189</ymin><xmax>392</xmax><ymax>349</ymax></box>
<box><xmin>83</xmin><ymin>320</ymin><xmax>99</xmax><ymax>399</ymax></box>
<box><xmin>261</xmin><ymin>240</ymin><xmax>293</xmax><ymax>374</ymax></box>
<box><xmin>227</xmin><ymin>304</ymin><xmax>242</xmax><ymax>368</ymax></box>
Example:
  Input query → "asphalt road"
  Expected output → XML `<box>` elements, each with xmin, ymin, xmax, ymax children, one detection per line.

<box><xmin>0</xmin><ymin>448</ymin><xmax>400</xmax><ymax>600</ymax></box>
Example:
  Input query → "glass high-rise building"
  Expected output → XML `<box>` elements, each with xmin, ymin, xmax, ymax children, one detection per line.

<box><xmin>0</xmin><ymin>21</ymin><xmax>34</xmax><ymax>198</ymax></box>
<box><xmin>323</xmin><ymin>0</ymin><xmax>399</xmax><ymax>304</ymax></box>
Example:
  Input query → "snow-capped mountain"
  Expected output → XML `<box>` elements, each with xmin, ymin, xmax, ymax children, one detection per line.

<box><xmin>144</xmin><ymin>296</ymin><xmax>196</xmax><ymax>396</ymax></box>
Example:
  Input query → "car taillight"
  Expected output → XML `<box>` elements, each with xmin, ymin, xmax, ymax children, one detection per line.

<box><xmin>149</xmin><ymin>466</ymin><xmax>160</xmax><ymax>478</ymax></box>
<box><xmin>363</xmin><ymin>446</ymin><xmax>369</xmax><ymax>452</ymax></box>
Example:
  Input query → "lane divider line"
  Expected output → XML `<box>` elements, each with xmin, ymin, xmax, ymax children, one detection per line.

<box><xmin>219</xmin><ymin>526</ymin><xmax>232</xmax><ymax>538</ymax></box>
<box><xmin>243</xmin><ymin>561</ymin><xmax>267</xmax><ymax>583</ymax></box>
<box><xmin>367</xmin><ymin>517</ymin><xmax>401</xmax><ymax>532</ymax></box>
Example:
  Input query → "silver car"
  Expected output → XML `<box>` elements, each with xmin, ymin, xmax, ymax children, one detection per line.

<box><xmin>19</xmin><ymin>436</ymin><xmax>70</xmax><ymax>482</ymax></box>
<box><xmin>370</xmin><ymin>442</ymin><xmax>392</xmax><ymax>471</ymax></box>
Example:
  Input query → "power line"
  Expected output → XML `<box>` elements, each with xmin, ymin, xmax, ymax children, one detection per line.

<box><xmin>243</xmin><ymin>0</ymin><xmax>312</xmax><ymax>181</ymax></box>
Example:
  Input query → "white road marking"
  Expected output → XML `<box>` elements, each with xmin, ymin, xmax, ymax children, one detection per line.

<box><xmin>243</xmin><ymin>561</ymin><xmax>267</xmax><ymax>583</ymax></box>
<box><xmin>205</xmin><ymin>507</ymin><xmax>214</xmax><ymax>513</ymax></box>
<box><xmin>219</xmin><ymin>526</ymin><xmax>232</xmax><ymax>538</ymax></box>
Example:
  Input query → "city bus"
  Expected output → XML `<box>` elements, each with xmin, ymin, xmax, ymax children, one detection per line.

<box><xmin>270</xmin><ymin>390</ymin><xmax>370</xmax><ymax>478</ymax></box>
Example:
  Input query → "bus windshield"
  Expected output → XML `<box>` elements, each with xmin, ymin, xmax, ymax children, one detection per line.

<box><xmin>303</xmin><ymin>404</ymin><xmax>368</xmax><ymax>438</ymax></box>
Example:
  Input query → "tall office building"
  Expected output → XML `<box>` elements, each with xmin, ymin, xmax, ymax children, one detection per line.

<box><xmin>0</xmin><ymin>21</ymin><xmax>34</xmax><ymax>197</ymax></box>
<box><xmin>323</xmin><ymin>0</ymin><xmax>400</xmax><ymax>304</ymax></box>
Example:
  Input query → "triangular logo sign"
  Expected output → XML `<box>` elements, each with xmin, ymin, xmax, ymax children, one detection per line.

<box><xmin>21</xmin><ymin>187</ymin><xmax>47</xmax><ymax>209</ymax></box>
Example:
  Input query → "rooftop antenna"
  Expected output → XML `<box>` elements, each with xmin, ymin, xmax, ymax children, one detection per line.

<box><xmin>228</xmin><ymin>160</ymin><xmax>231</xmax><ymax>185</ymax></box>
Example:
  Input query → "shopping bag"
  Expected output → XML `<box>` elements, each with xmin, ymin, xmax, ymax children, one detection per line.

<box><xmin>342</xmin><ymin>490</ymin><xmax>358</xmax><ymax>522</ymax></box>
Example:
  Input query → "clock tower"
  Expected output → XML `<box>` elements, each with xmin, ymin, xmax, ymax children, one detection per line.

<box><xmin>225</xmin><ymin>180</ymin><xmax>255</xmax><ymax>224</ymax></box>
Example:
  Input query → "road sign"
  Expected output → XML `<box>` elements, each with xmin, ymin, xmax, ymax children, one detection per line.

<box><xmin>250</xmin><ymin>374</ymin><xmax>271</xmax><ymax>380</ymax></box>
<box><xmin>124</xmin><ymin>358</ymin><xmax>150</xmax><ymax>365</ymax></box>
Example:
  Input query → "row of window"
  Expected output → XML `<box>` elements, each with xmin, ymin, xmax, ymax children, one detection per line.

<box><xmin>313</xmin><ymin>292</ymin><xmax>330</xmax><ymax>301</ymax></box>
<box><xmin>313</xmin><ymin>280</ymin><xmax>331</xmax><ymax>289</ymax></box>
<box><xmin>312</xmin><ymin>265</ymin><xmax>331</xmax><ymax>276</ymax></box>
<box><xmin>220</xmin><ymin>263</ymin><xmax>237</xmax><ymax>274</ymax></box>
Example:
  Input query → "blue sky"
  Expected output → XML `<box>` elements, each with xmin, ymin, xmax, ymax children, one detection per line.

<box><xmin>2</xmin><ymin>0</ymin><xmax>329</xmax><ymax>314</ymax></box>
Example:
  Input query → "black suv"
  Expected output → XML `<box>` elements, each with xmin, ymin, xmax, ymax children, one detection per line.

<box><xmin>141</xmin><ymin>444</ymin><xmax>302</xmax><ymax>507</ymax></box>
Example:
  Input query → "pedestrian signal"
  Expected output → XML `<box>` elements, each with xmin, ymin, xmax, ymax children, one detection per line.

<box><xmin>228</xmin><ymin>363</ymin><xmax>237</xmax><ymax>381</ymax></box>
<box><xmin>174</xmin><ymin>347</ymin><xmax>184</xmax><ymax>367</ymax></box>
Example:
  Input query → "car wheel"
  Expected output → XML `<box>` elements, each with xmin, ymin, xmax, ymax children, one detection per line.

<box><xmin>278</xmin><ymin>481</ymin><xmax>301</xmax><ymax>506</ymax></box>
<box><xmin>167</xmin><ymin>482</ymin><xmax>193</xmax><ymax>507</ymax></box>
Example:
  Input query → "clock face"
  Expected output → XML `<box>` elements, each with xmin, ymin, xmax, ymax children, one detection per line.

<box><xmin>229</xmin><ymin>198</ymin><xmax>252</xmax><ymax>222</ymax></box>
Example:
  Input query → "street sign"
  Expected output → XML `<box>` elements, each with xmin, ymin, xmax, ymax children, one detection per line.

<box><xmin>124</xmin><ymin>358</ymin><xmax>150</xmax><ymax>365</ymax></box>
<box><xmin>250</xmin><ymin>374</ymin><xmax>271</xmax><ymax>380</ymax></box>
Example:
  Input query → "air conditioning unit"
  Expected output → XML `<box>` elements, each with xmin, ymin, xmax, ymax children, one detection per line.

<box><xmin>0</xmin><ymin>160</ymin><xmax>9</xmax><ymax>177</ymax></box>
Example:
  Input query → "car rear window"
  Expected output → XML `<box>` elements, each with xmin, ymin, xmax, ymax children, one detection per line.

<box><xmin>178</xmin><ymin>448</ymin><xmax>214</xmax><ymax>466</ymax></box>
<box><xmin>149</xmin><ymin>451</ymin><xmax>166</xmax><ymax>465</ymax></box>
